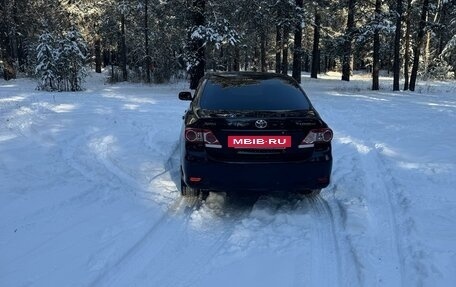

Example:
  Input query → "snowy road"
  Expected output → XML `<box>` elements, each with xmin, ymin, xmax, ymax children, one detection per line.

<box><xmin>1</xmin><ymin>73</ymin><xmax>456</xmax><ymax>286</ymax></box>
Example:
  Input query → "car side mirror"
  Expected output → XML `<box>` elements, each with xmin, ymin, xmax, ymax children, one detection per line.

<box><xmin>178</xmin><ymin>91</ymin><xmax>193</xmax><ymax>101</ymax></box>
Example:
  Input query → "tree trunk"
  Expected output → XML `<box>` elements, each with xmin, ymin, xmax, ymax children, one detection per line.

<box><xmin>410</xmin><ymin>0</ymin><xmax>429</xmax><ymax>91</ymax></box>
<box><xmin>189</xmin><ymin>0</ymin><xmax>205</xmax><ymax>89</ymax></box>
<box><xmin>144</xmin><ymin>0</ymin><xmax>151</xmax><ymax>83</ymax></box>
<box><xmin>311</xmin><ymin>8</ymin><xmax>321</xmax><ymax>79</ymax></box>
<box><xmin>424</xmin><ymin>0</ymin><xmax>441</xmax><ymax>74</ymax></box>
<box><xmin>95</xmin><ymin>38</ymin><xmax>102</xmax><ymax>73</ymax></box>
<box><xmin>120</xmin><ymin>13</ymin><xmax>128</xmax><ymax>81</ymax></box>
<box><xmin>292</xmin><ymin>0</ymin><xmax>304</xmax><ymax>83</ymax></box>
<box><xmin>393</xmin><ymin>0</ymin><xmax>403</xmax><ymax>91</ymax></box>
<box><xmin>437</xmin><ymin>1</ymin><xmax>446</xmax><ymax>54</ymax></box>
<box><xmin>282</xmin><ymin>26</ymin><xmax>289</xmax><ymax>75</ymax></box>
<box><xmin>1</xmin><ymin>0</ymin><xmax>17</xmax><ymax>80</ymax></box>
<box><xmin>110</xmin><ymin>50</ymin><xmax>115</xmax><ymax>81</ymax></box>
<box><xmin>260</xmin><ymin>31</ymin><xmax>267</xmax><ymax>72</ymax></box>
<box><xmin>233</xmin><ymin>45</ymin><xmax>240</xmax><ymax>71</ymax></box>
<box><xmin>304</xmin><ymin>54</ymin><xmax>310</xmax><ymax>72</ymax></box>
<box><xmin>253</xmin><ymin>45</ymin><xmax>259</xmax><ymax>71</ymax></box>
<box><xmin>10</xmin><ymin>0</ymin><xmax>19</xmax><ymax>70</ymax></box>
<box><xmin>244</xmin><ymin>52</ymin><xmax>248</xmax><ymax>71</ymax></box>
<box><xmin>342</xmin><ymin>0</ymin><xmax>355</xmax><ymax>81</ymax></box>
<box><xmin>324</xmin><ymin>55</ymin><xmax>328</xmax><ymax>73</ymax></box>
<box><xmin>403</xmin><ymin>0</ymin><xmax>411</xmax><ymax>90</ymax></box>
<box><xmin>373</xmin><ymin>0</ymin><xmax>381</xmax><ymax>90</ymax></box>
<box><xmin>424</xmin><ymin>12</ymin><xmax>430</xmax><ymax>75</ymax></box>
<box><xmin>275</xmin><ymin>25</ymin><xmax>282</xmax><ymax>73</ymax></box>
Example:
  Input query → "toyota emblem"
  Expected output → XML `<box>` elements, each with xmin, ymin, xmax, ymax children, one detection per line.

<box><xmin>255</xmin><ymin>119</ymin><xmax>268</xmax><ymax>129</ymax></box>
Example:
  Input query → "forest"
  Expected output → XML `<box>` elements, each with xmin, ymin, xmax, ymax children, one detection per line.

<box><xmin>2</xmin><ymin>2</ymin><xmax>456</xmax><ymax>286</ymax></box>
<box><xmin>1</xmin><ymin>0</ymin><xmax>455</xmax><ymax>91</ymax></box>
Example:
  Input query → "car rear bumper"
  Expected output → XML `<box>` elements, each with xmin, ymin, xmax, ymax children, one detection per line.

<box><xmin>182</xmin><ymin>157</ymin><xmax>332</xmax><ymax>192</ymax></box>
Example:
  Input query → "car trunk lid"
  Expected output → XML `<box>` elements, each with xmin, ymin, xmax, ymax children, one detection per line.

<box><xmin>195</xmin><ymin>109</ymin><xmax>324</xmax><ymax>162</ymax></box>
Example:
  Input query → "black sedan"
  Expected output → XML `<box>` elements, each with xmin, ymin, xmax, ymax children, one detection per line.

<box><xmin>178</xmin><ymin>72</ymin><xmax>332</xmax><ymax>197</ymax></box>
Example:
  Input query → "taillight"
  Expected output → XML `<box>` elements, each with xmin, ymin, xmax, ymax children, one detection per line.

<box><xmin>299</xmin><ymin>128</ymin><xmax>333</xmax><ymax>148</ymax></box>
<box><xmin>203</xmin><ymin>130</ymin><xmax>222</xmax><ymax>148</ymax></box>
<box><xmin>184</xmin><ymin>128</ymin><xmax>222</xmax><ymax>148</ymax></box>
<box><xmin>185</xmin><ymin>128</ymin><xmax>203</xmax><ymax>142</ymax></box>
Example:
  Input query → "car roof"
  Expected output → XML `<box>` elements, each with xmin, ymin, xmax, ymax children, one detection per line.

<box><xmin>204</xmin><ymin>71</ymin><xmax>298</xmax><ymax>86</ymax></box>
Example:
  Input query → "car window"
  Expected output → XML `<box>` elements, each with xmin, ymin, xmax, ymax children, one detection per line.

<box><xmin>200</xmin><ymin>78</ymin><xmax>311</xmax><ymax>111</ymax></box>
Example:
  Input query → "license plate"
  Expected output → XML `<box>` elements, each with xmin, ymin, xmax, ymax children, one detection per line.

<box><xmin>228</xmin><ymin>136</ymin><xmax>291</xmax><ymax>149</ymax></box>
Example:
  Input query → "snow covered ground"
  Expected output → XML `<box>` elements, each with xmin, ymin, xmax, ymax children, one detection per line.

<box><xmin>1</xmin><ymin>72</ymin><xmax>456</xmax><ymax>287</ymax></box>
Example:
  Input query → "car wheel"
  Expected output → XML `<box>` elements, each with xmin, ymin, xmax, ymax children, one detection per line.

<box><xmin>201</xmin><ymin>190</ymin><xmax>210</xmax><ymax>200</ymax></box>
<box><xmin>298</xmin><ymin>189</ymin><xmax>321</xmax><ymax>197</ymax></box>
<box><xmin>181</xmin><ymin>178</ymin><xmax>201</xmax><ymax>197</ymax></box>
<box><xmin>305</xmin><ymin>189</ymin><xmax>321</xmax><ymax>197</ymax></box>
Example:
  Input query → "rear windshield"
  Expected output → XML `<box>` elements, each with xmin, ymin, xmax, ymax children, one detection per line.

<box><xmin>199</xmin><ymin>78</ymin><xmax>311</xmax><ymax>111</ymax></box>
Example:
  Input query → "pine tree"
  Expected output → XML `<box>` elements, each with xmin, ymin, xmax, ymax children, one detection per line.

<box><xmin>35</xmin><ymin>32</ymin><xmax>57</xmax><ymax>91</ymax></box>
<box><xmin>2</xmin><ymin>0</ymin><xmax>456</xmax><ymax>87</ymax></box>
<box><xmin>57</xmin><ymin>29</ymin><xmax>88</xmax><ymax>91</ymax></box>
<box><xmin>35</xmin><ymin>29</ymin><xmax>87</xmax><ymax>92</ymax></box>
<box><xmin>188</xmin><ymin>0</ymin><xmax>206</xmax><ymax>89</ymax></box>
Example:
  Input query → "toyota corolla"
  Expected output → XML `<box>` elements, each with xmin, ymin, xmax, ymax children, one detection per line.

<box><xmin>178</xmin><ymin>72</ymin><xmax>333</xmax><ymax>197</ymax></box>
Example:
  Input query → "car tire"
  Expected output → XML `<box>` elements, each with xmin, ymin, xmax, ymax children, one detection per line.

<box><xmin>306</xmin><ymin>189</ymin><xmax>321</xmax><ymax>197</ymax></box>
<box><xmin>181</xmin><ymin>178</ymin><xmax>201</xmax><ymax>197</ymax></box>
<box><xmin>298</xmin><ymin>189</ymin><xmax>321</xmax><ymax>197</ymax></box>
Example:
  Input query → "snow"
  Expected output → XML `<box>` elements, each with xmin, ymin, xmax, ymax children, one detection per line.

<box><xmin>1</xmin><ymin>71</ymin><xmax>456</xmax><ymax>286</ymax></box>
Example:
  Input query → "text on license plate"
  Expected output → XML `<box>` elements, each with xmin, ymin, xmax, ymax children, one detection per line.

<box><xmin>228</xmin><ymin>136</ymin><xmax>291</xmax><ymax>149</ymax></box>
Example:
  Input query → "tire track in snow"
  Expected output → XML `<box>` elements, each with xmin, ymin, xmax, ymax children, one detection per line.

<box><xmin>62</xmin><ymin>126</ymin><xmax>179</xmax><ymax>202</ymax></box>
<box><xmin>362</xmin><ymin>147</ymin><xmax>405</xmax><ymax>286</ymax></box>
<box><xmin>372</xmin><ymin>145</ymin><xmax>428</xmax><ymax>286</ymax></box>
<box><xmin>86</xmin><ymin>141</ymin><xmax>219</xmax><ymax>287</ymax></box>
<box><xmin>204</xmin><ymin>194</ymin><xmax>344</xmax><ymax>287</ymax></box>
<box><xmin>62</xmin><ymin>118</ymin><xmax>367</xmax><ymax>286</ymax></box>
<box><xmin>335</xmin><ymin>137</ymin><xmax>405</xmax><ymax>286</ymax></box>
<box><xmin>89</xmin><ymin>194</ymin><xmax>250</xmax><ymax>287</ymax></box>
<box><xmin>62</xmin><ymin>130</ymin><xmax>126</xmax><ymax>195</ymax></box>
<box><xmin>60</xmin><ymin>126</ymin><xmax>211</xmax><ymax>287</ymax></box>
<box><xmin>143</xmin><ymin>200</ymin><xmax>253</xmax><ymax>287</ymax></box>
<box><xmin>89</xmin><ymin>202</ymin><xmax>196</xmax><ymax>287</ymax></box>
<box><xmin>324</xmin><ymin>186</ymin><xmax>365</xmax><ymax>287</ymax></box>
<box><xmin>307</xmin><ymin>195</ymin><xmax>342</xmax><ymax>287</ymax></box>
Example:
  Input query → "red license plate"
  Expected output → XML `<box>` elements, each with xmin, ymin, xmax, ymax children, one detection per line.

<box><xmin>228</xmin><ymin>136</ymin><xmax>291</xmax><ymax>149</ymax></box>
